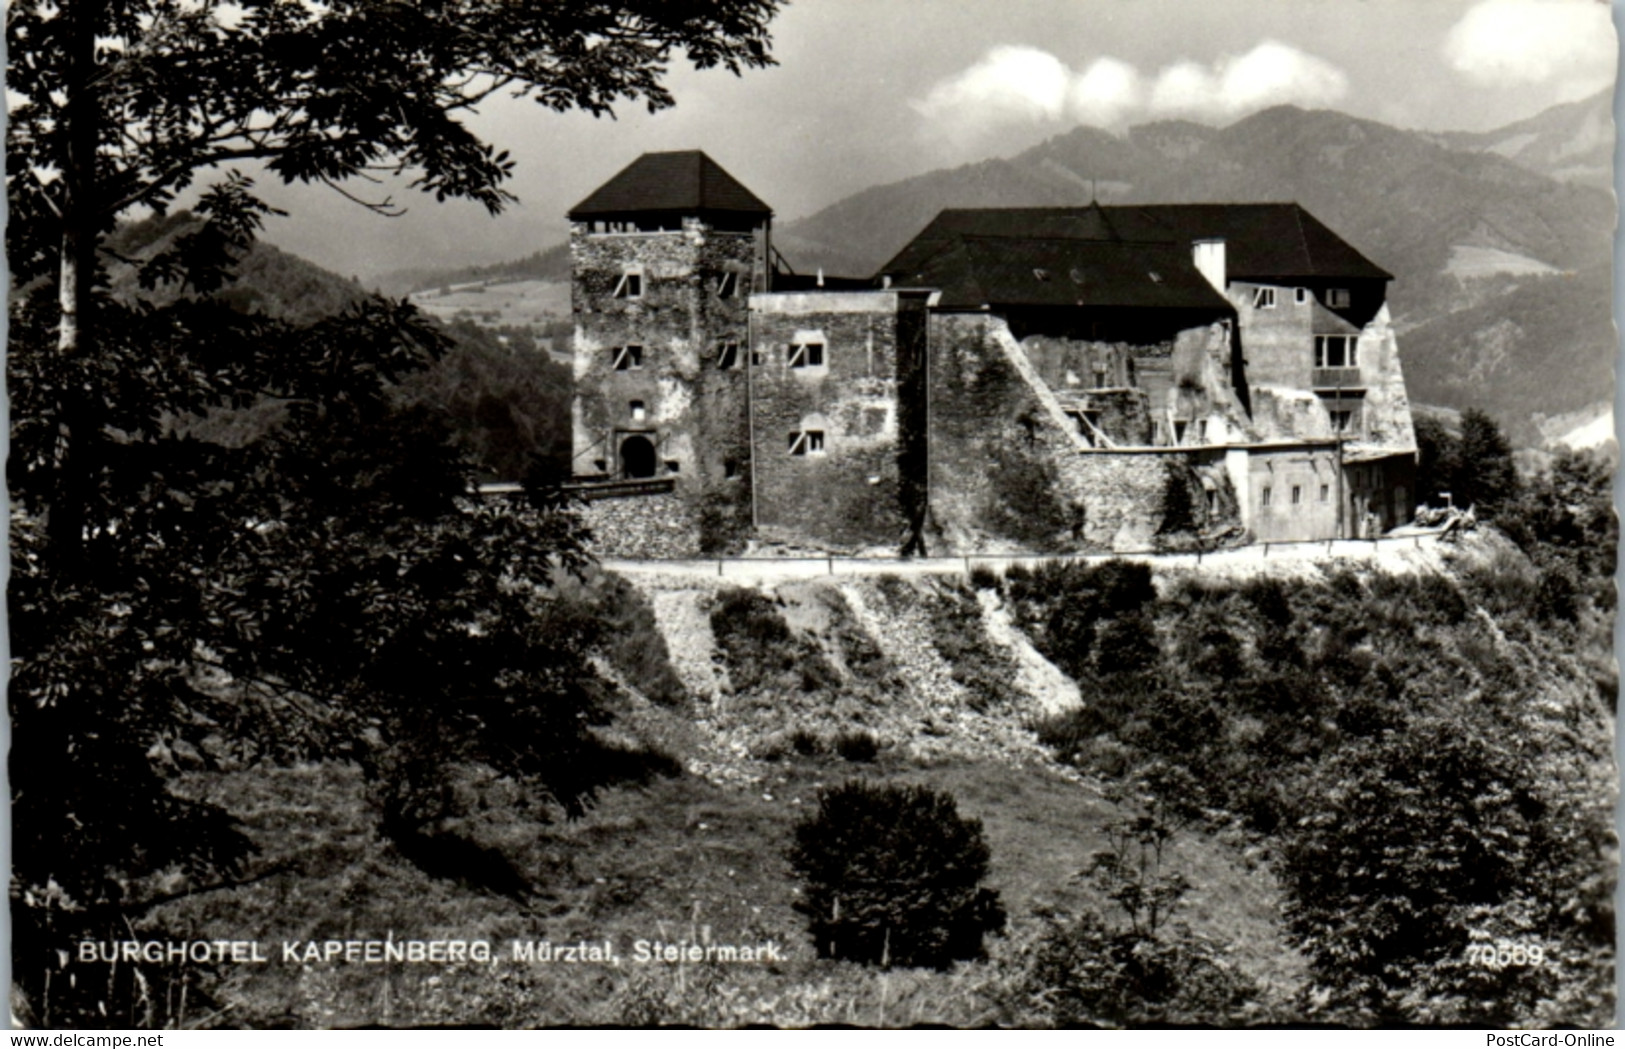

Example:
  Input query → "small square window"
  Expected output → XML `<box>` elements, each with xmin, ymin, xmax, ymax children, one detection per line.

<box><xmin>1327</xmin><ymin>287</ymin><xmax>1351</xmax><ymax>308</ymax></box>
<box><xmin>1253</xmin><ymin>287</ymin><xmax>1277</xmax><ymax>309</ymax></box>
<box><xmin>1295</xmin><ymin>287</ymin><xmax>1308</xmax><ymax>305</ymax></box>
<box><xmin>1261</xmin><ymin>485</ymin><xmax>1273</xmax><ymax>508</ymax></box>
<box><xmin>1319</xmin><ymin>484</ymin><xmax>1330</xmax><ymax>503</ymax></box>
<box><xmin>1291</xmin><ymin>485</ymin><xmax>1302</xmax><ymax>506</ymax></box>
<box><xmin>613</xmin><ymin>271</ymin><xmax>643</xmax><ymax>299</ymax></box>
<box><xmin>723</xmin><ymin>458</ymin><xmax>739</xmax><ymax>479</ymax></box>
<box><xmin>787</xmin><ymin>430</ymin><xmax>826</xmax><ymax>456</ymax></box>
<box><xmin>629</xmin><ymin>400</ymin><xmax>646</xmax><ymax>422</ymax></box>
<box><xmin>788</xmin><ymin>341</ymin><xmax>825</xmax><ymax>369</ymax></box>
<box><xmin>611</xmin><ymin>345</ymin><xmax>643</xmax><ymax>371</ymax></box>
<box><xmin>717</xmin><ymin>342</ymin><xmax>740</xmax><ymax>369</ymax></box>
<box><xmin>664</xmin><ymin>460</ymin><xmax>680</xmax><ymax>474</ymax></box>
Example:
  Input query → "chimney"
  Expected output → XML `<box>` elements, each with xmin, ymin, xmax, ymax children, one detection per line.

<box><xmin>1192</xmin><ymin>238</ymin><xmax>1226</xmax><ymax>294</ymax></box>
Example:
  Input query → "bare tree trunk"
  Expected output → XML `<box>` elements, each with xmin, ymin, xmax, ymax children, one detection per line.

<box><xmin>49</xmin><ymin>0</ymin><xmax>103</xmax><ymax>572</ymax></box>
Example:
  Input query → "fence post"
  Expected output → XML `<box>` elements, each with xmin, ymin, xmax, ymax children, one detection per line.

<box><xmin>718</xmin><ymin>560</ymin><xmax>723</xmax><ymax>578</ymax></box>
<box><xmin>827</xmin><ymin>555</ymin><xmax>834</xmax><ymax>576</ymax></box>
<box><xmin>1263</xmin><ymin>542</ymin><xmax>1270</xmax><ymax>557</ymax></box>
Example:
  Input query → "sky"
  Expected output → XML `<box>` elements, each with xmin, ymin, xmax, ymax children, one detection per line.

<box><xmin>245</xmin><ymin>0</ymin><xmax>1621</xmax><ymax>281</ymax></box>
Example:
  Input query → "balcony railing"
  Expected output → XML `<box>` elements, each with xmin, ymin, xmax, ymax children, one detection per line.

<box><xmin>1312</xmin><ymin>366</ymin><xmax>1363</xmax><ymax>389</ymax></box>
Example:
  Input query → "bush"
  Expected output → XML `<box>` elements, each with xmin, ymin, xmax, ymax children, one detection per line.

<box><xmin>967</xmin><ymin>564</ymin><xmax>1001</xmax><ymax>591</ymax></box>
<box><xmin>789</xmin><ymin>781</ymin><xmax>1005</xmax><ymax>968</ymax></box>
<box><xmin>1019</xmin><ymin>800</ymin><xmax>1260</xmax><ymax>1027</ymax></box>
<box><xmin>834</xmin><ymin>730</ymin><xmax>880</xmax><ymax>763</ymax></box>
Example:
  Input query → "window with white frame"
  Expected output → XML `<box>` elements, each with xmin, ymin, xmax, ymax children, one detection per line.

<box><xmin>1253</xmin><ymin>286</ymin><xmax>1277</xmax><ymax>309</ymax></box>
<box><xmin>612</xmin><ymin>270</ymin><xmax>643</xmax><ymax>299</ymax></box>
<box><xmin>788</xmin><ymin>331</ymin><xmax>827</xmax><ymax>370</ymax></box>
<box><xmin>1295</xmin><ymin>287</ymin><xmax>1309</xmax><ymax>305</ymax></box>
<box><xmin>610</xmin><ymin>345</ymin><xmax>643</xmax><ymax>371</ymax></box>
<box><xmin>787</xmin><ymin>429</ymin><xmax>826</xmax><ymax>456</ymax></box>
<box><xmin>1314</xmin><ymin>335</ymin><xmax>1358</xmax><ymax>368</ymax></box>
<box><xmin>716</xmin><ymin>342</ymin><xmax>740</xmax><ymax>369</ymax></box>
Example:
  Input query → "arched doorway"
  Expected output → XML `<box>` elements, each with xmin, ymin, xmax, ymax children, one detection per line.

<box><xmin>619</xmin><ymin>434</ymin><xmax>657</xmax><ymax>479</ymax></box>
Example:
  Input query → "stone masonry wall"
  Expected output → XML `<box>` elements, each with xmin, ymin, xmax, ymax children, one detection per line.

<box><xmin>581</xmin><ymin>492</ymin><xmax>703</xmax><ymax>559</ymax></box>
<box><xmin>571</xmin><ymin>220</ymin><xmax>757</xmax><ymax>548</ymax></box>
<box><xmin>927</xmin><ymin>314</ymin><xmax>1242</xmax><ymax>553</ymax></box>
<box><xmin>748</xmin><ymin>291</ymin><xmax>917</xmax><ymax>551</ymax></box>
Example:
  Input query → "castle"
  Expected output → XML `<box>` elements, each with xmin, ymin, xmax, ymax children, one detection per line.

<box><xmin>568</xmin><ymin>150</ymin><xmax>1417</xmax><ymax>557</ymax></box>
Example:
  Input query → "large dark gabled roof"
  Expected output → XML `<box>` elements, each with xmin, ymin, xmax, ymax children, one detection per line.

<box><xmin>895</xmin><ymin>234</ymin><xmax>1233</xmax><ymax>312</ymax></box>
<box><xmin>568</xmin><ymin>150</ymin><xmax>772</xmax><ymax>220</ymax></box>
<box><xmin>879</xmin><ymin>202</ymin><xmax>1391</xmax><ymax>284</ymax></box>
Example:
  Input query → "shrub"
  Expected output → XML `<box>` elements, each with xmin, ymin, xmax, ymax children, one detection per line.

<box><xmin>834</xmin><ymin>730</ymin><xmax>880</xmax><ymax>763</ymax></box>
<box><xmin>790</xmin><ymin>727</ymin><xmax>824</xmax><ymax>757</ymax></box>
<box><xmin>789</xmin><ymin>781</ymin><xmax>1005</xmax><ymax>968</ymax></box>
<box><xmin>1020</xmin><ymin>801</ymin><xmax>1260</xmax><ymax>1027</ymax></box>
<box><xmin>967</xmin><ymin>564</ymin><xmax>1001</xmax><ymax>591</ymax></box>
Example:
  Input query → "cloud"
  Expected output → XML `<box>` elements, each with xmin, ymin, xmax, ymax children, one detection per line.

<box><xmin>914</xmin><ymin>40</ymin><xmax>1349</xmax><ymax>142</ymax></box>
<box><xmin>1148</xmin><ymin>41</ymin><xmax>1349</xmax><ymax>120</ymax></box>
<box><xmin>1068</xmin><ymin>57</ymin><xmax>1145</xmax><ymax>127</ymax></box>
<box><xmin>912</xmin><ymin>45</ymin><xmax>1073</xmax><ymax>132</ymax></box>
<box><xmin>1443</xmin><ymin>0</ymin><xmax>1614</xmax><ymax>95</ymax></box>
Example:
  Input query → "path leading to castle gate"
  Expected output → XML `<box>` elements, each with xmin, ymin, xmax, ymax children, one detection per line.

<box><xmin>602</xmin><ymin>528</ymin><xmax>1458</xmax><ymax>586</ymax></box>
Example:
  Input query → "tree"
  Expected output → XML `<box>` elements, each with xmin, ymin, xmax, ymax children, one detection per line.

<box><xmin>1454</xmin><ymin>408</ymin><xmax>1519</xmax><ymax>515</ymax></box>
<box><xmin>1274</xmin><ymin>711</ymin><xmax>1569</xmax><ymax>1024</ymax></box>
<box><xmin>7</xmin><ymin>0</ymin><xmax>781</xmax><ymax>1026</ymax></box>
<box><xmin>788</xmin><ymin>781</ymin><xmax>1006</xmax><ymax>969</ymax></box>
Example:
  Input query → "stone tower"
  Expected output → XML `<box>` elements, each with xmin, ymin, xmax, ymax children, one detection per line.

<box><xmin>568</xmin><ymin>151</ymin><xmax>771</xmax><ymax>545</ymax></box>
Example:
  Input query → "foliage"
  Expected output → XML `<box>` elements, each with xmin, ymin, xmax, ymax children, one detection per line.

<box><xmin>1002</xmin><ymin>559</ymin><xmax>1157</xmax><ymax>679</ymax></box>
<box><xmin>1026</xmin><ymin>551</ymin><xmax>1615</xmax><ymax>1026</ymax></box>
<box><xmin>1275</xmin><ymin>711</ymin><xmax>1570</xmax><ymax>1024</ymax></box>
<box><xmin>985</xmin><ymin>443</ymin><xmax>1078</xmax><ymax>551</ymax></box>
<box><xmin>789</xmin><ymin>781</ymin><xmax>1006</xmax><ymax>969</ymax></box>
<box><xmin>394</xmin><ymin>318</ymin><xmax>574</xmax><ymax>483</ymax></box>
<box><xmin>1495</xmin><ymin>448</ymin><xmax>1617</xmax><ymax>611</ymax></box>
<box><xmin>1414</xmin><ymin>407</ymin><xmax>1519</xmax><ymax>515</ymax></box>
<box><xmin>1019</xmin><ymin>791</ymin><xmax>1260</xmax><ymax>1027</ymax></box>
<box><xmin>833</xmin><ymin>730</ymin><xmax>880</xmax><ymax>763</ymax></box>
<box><xmin>8</xmin><ymin>0</ymin><xmax>784</xmax><ymax>1025</ymax></box>
<box><xmin>7</xmin><ymin>293</ymin><xmax>617</xmax><ymax>1025</ymax></box>
<box><xmin>1154</xmin><ymin>459</ymin><xmax>1198</xmax><ymax>543</ymax></box>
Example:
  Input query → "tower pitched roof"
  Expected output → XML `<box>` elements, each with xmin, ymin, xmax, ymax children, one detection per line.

<box><xmin>568</xmin><ymin>150</ymin><xmax>772</xmax><ymax>220</ymax></box>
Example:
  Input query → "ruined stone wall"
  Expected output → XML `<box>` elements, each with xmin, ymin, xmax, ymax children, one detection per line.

<box><xmin>926</xmin><ymin>314</ymin><xmax>1243</xmax><ymax>553</ymax></box>
<box><xmin>748</xmin><ymin>291</ymin><xmax>917</xmax><ymax>550</ymax></box>
<box><xmin>581</xmin><ymin>492</ymin><xmax>703</xmax><ymax>558</ymax></box>
<box><xmin>1344</xmin><ymin>306</ymin><xmax>1416</xmax><ymax>453</ymax></box>
<box><xmin>1016</xmin><ymin>324</ymin><xmax>1249</xmax><ymax>447</ymax></box>
<box><xmin>571</xmin><ymin>220</ymin><xmax>757</xmax><ymax>548</ymax></box>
